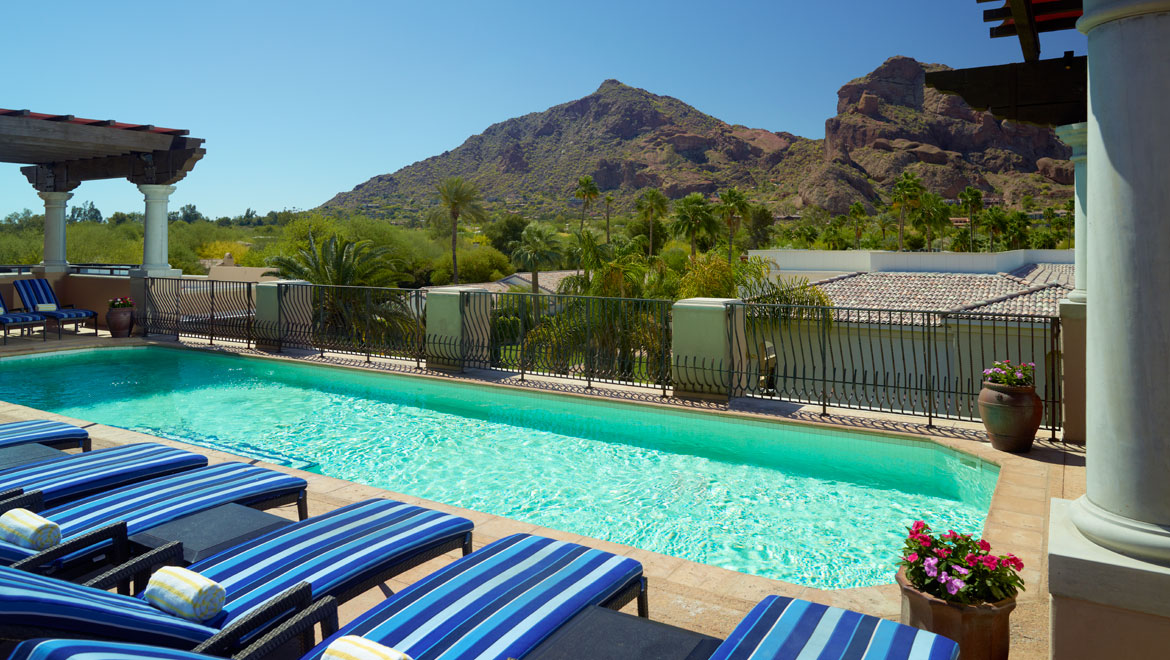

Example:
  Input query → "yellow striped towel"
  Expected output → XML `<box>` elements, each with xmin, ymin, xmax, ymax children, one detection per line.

<box><xmin>0</xmin><ymin>508</ymin><xmax>61</xmax><ymax>550</ymax></box>
<box><xmin>143</xmin><ymin>566</ymin><xmax>226</xmax><ymax>622</ymax></box>
<box><xmin>323</xmin><ymin>636</ymin><xmax>413</xmax><ymax>660</ymax></box>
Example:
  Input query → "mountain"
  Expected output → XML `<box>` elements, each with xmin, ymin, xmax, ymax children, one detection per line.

<box><xmin>321</xmin><ymin>57</ymin><xmax>1073</xmax><ymax>218</ymax></box>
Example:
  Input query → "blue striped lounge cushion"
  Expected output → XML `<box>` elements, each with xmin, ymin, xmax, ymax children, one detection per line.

<box><xmin>0</xmin><ymin>443</ymin><xmax>208</xmax><ymax>506</ymax></box>
<box><xmin>709</xmin><ymin>596</ymin><xmax>959</xmax><ymax>660</ymax></box>
<box><xmin>0</xmin><ymin>311</ymin><xmax>44</xmax><ymax>324</ymax></box>
<box><xmin>9</xmin><ymin>640</ymin><xmax>210</xmax><ymax>660</ymax></box>
<box><xmin>13</xmin><ymin>279</ymin><xmax>95</xmax><ymax>319</ymax></box>
<box><xmin>0</xmin><ymin>568</ymin><xmax>216</xmax><ymax>648</ymax></box>
<box><xmin>183</xmin><ymin>498</ymin><xmax>474</xmax><ymax>627</ymax></box>
<box><xmin>304</xmin><ymin>533</ymin><xmax>645</xmax><ymax>660</ymax></box>
<box><xmin>0</xmin><ymin>420</ymin><xmax>89</xmax><ymax>450</ymax></box>
<box><xmin>0</xmin><ymin>462</ymin><xmax>307</xmax><ymax>565</ymax></box>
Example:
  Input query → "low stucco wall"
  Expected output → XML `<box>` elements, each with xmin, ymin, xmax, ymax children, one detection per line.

<box><xmin>60</xmin><ymin>274</ymin><xmax>132</xmax><ymax>329</ymax></box>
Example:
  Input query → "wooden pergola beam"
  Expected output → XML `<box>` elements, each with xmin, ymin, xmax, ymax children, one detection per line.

<box><xmin>1007</xmin><ymin>0</ymin><xmax>1041</xmax><ymax>61</ymax></box>
<box><xmin>0</xmin><ymin>114</ymin><xmax>181</xmax><ymax>164</ymax></box>
<box><xmin>20</xmin><ymin>146</ymin><xmax>206</xmax><ymax>192</ymax></box>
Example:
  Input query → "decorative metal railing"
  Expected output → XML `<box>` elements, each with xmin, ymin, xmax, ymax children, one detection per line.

<box><xmin>274</xmin><ymin>283</ymin><xmax>426</xmax><ymax>364</ymax></box>
<box><xmin>459</xmin><ymin>291</ymin><xmax>673</xmax><ymax>392</ymax></box>
<box><xmin>0</xmin><ymin>265</ymin><xmax>34</xmax><ymax>275</ymax></box>
<box><xmin>142</xmin><ymin>278</ymin><xmax>256</xmax><ymax>345</ymax></box>
<box><xmin>140</xmin><ymin>278</ymin><xmax>1065</xmax><ymax>433</ymax></box>
<box><xmin>723</xmin><ymin>303</ymin><xmax>1063</xmax><ymax>434</ymax></box>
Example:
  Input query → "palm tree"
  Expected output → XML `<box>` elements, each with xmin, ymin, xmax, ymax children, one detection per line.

<box><xmin>669</xmin><ymin>192</ymin><xmax>718</xmax><ymax>258</ymax></box>
<box><xmin>911</xmin><ymin>192</ymin><xmax>950</xmax><ymax>251</ymax></box>
<box><xmin>265</xmin><ymin>233</ymin><xmax>403</xmax><ymax>287</ymax></box>
<box><xmin>510</xmin><ymin>223</ymin><xmax>562</xmax><ymax>294</ymax></box>
<box><xmin>982</xmin><ymin>206</ymin><xmax>1009</xmax><ymax>252</ymax></box>
<box><xmin>634</xmin><ymin>188</ymin><xmax>670</xmax><ymax>258</ymax></box>
<box><xmin>957</xmin><ymin>186</ymin><xmax>983</xmax><ymax>252</ymax></box>
<box><xmin>603</xmin><ymin>193</ymin><xmax>615</xmax><ymax>243</ymax></box>
<box><xmin>891</xmin><ymin>172</ymin><xmax>925</xmax><ymax>252</ymax></box>
<box><xmin>715</xmin><ymin>187</ymin><xmax>750</xmax><ymax>263</ymax></box>
<box><xmin>574</xmin><ymin>176</ymin><xmax>600</xmax><ymax>234</ymax></box>
<box><xmin>875</xmin><ymin>212</ymin><xmax>897</xmax><ymax>248</ymax></box>
<box><xmin>848</xmin><ymin>201</ymin><xmax>868</xmax><ymax>250</ymax></box>
<box><xmin>435</xmin><ymin>177</ymin><xmax>486</xmax><ymax>284</ymax></box>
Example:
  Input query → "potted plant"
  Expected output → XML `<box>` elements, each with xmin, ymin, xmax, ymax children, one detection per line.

<box><xmin>897</xmin><ymin>521</ymin><xmax>1025</xmax><ymax>660</ymax></box>
<box><xmin>977</xmin><ymin>359</ymin><xmax>1042</xmax><ymax>452</ymax></box>
<box><xmin>106</xmin><ymin>296</ymin><xmax>135</xmax><ymax>338</ymax></box>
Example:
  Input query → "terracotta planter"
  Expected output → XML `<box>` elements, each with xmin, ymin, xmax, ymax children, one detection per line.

<box><xmin>977</xmin><ymin>381</ymin><xmax>1042</xmax><ymax>453</ymax></box>
<box><xmin>897</xmin><ymin>568</ymin><xmax>1016</xmax><ymax>660</ymax></box>
<box><xmin>106</xmin><ymin>307</ymin><xmax>135</xmax><ymax>338</ymax></box>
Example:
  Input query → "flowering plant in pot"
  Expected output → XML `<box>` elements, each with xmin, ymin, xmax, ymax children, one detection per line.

<box><xmin>897</xmin><ymin>521</ymin><xmax>1025</xmax><ymax>660</ymax></box>
<box><xmin>977</xmin><ymin>359</ymin><xmax>1043</xmax><ymax>453</ymax></box>
<box><xmin>106</xmin><ymin>296</ymin><xmax>135</xmax><ymax>338</ymax></box>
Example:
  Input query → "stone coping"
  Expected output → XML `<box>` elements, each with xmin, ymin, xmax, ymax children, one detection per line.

<box><xmin>0</xmin><ymin>334</ymin><xmax>1085</xmax><ymax>657</ymax></box>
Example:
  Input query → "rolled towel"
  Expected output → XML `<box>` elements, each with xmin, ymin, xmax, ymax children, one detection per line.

<box><xmin>323</xmin><ymin>635</ymin><xmax>413</xmax><ymax>660</ymax></box>
<box><xmin>143</xmin><ymin>566</ymin><xmax>226</xmax><ymax>622</ymax></box>
<box><xmin>34</xmin><ymin>303</ymin><xmax>57</xmax><ymax>312</ymax></box>
<box><xmin>0</xmin><ymin>508</ymin><xmax>61</xmax><ymax>550</ymax></box>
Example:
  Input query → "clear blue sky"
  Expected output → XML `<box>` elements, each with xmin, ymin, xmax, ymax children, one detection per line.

<box><xmin>1</xmin><ymin>0</ymin><xmax>1086</xmax><ymax>219</ymax></box>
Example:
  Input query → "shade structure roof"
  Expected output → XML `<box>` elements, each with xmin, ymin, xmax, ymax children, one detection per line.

<box><xmin>0</xmin><ymin>108</ymin><xmax>205</xmax><ymax>192</ymax></box>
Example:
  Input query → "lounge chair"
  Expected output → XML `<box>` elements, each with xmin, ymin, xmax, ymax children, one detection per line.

<box><xmin>6</xmin><ymin>593</ymin><xmax>960</xmax><ymax>660</ymax></box>
<box><xmin>0</xmin><ymin>420</ymin><xmax>90</xmax><ymax>452</ymax></box>
<box><xmin>299</xmin><ymin>533</ymin><xmax>648</xmax><ymax>660</ymax></box>
<box><xmin>0</xmin><ymin>499</ymin><xmax>474</xmax><ymax>651</ymax></box>
<box><xmin>708</xmin><ymin>595</ymin><xmax>958</xmax><ymax>660</ymax></box>
<box><xmin>0</xmin><ymin>443</ymin><xmax>208</xmax><ymax>507</ymax></box>
<box><xmin>0</xmin><ymin>294</ymin><xmax>46</xmax><ymax>345</ymax></box>
<box><xmin>0</xmin><ymin>462</ymin><xmax>308</xmax><ymax>569</ymax></box>
<box><xmin>12</xmin><ymin>278</ymin><xmax>97</xmax><ymax>339</ymax></box>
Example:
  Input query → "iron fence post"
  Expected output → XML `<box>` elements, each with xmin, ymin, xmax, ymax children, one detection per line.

<box><xmin>209</xmin><ymin>281</ymin><xmax>216</xmax><ymax>345</ymax></box>
<box><xmin>726</xmin><ymin>303</ymin><xmax>735</xmax><ymax>401</ymax></box>
<box><xmin>364</xmin><ymin>288</ymin><xmax>372</xmax><ymax>363</ymax></box>
<box><xmin>276</xmin><ymin>283</ymin><xmax>284</xmax><ymax>353</ymax></box>
<box><xmin>519</xmin><ymin>295</ymin><xmax>526</xmax><ymax>382</ymax></box>
<box><xmin>585</xmin><ymin>297</ymin><xmax>593</xmax><ymax>390</ymax></box>
<box><xmin>416</xmin><ymin>291</ymin><xmax>423</xmax><ymax>369</ymax></box>
<box><xmin>926</xmin><ymin>312</ymin><xmax>934</xmax><ymax>428</ymax></box>
<box><xmin>661</xmin><ymin>301</ymin><xmax>669</xmax><ymax>398</ymax></box>
<box><xmin>820</xmin><ymin>306</ymin><xmax>829</xmax><ymax>416</ymax></box>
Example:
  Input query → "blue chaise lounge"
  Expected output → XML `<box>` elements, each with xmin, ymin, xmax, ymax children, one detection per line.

<box><xmin>0</xmin><ymin>420</ymin><xmax>90</xmax><ymax>452</ymax></box>
<box><xmin>0</xmin><ymin>294</ymin><xmax>46</xmax><ymax>344</ymax></box>
<box><xmin>13</xmin><ymin>278</ymin><xmax>97</xmax><ymax>339</ymax></box>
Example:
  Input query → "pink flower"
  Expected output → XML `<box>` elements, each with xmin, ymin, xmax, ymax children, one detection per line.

<box><xmin>942</xmin><ymin>530</ymin><xmax>959</xmax><ymax>540</ymax></box>
<box><xmin>935</xmin><ymin>547</ymin><xmax>951</xmax><ymax>558</ymax></box>
<box><xmin>966</xmin><ymin>553</ymin><xmax>979</xmax><ymax>567</ymax></box>
<box><xmin>946</xmin><ymin>576</ymin><xmax>966</xmax><ymax>595</ymax></box>
<box><xmin>912</xmin><ymin>520</ymin><xmax>927</xmax><ymax>533</ymax></box>
<box><xmin>905</xmin><ymin>552</ymin><xmax>919</xmax><ymax>563</ymax></box>
<box><xmin>1005</xmin><ymin>554</ymin><xmax>1024</xmax><ymax>571</ymax></box>
<box><xmin>952</xmin><ymin>566</ymin><xmax>970</xmax><ymax>576</ymax></box>
<box><xmin>938</xmin><ymin>570</ymin><xmax>950</xmax><ymax>584</ymax></box>
<box><xmin>982</xmin><ymin>555</ymin><xmax>999</xmax><ymax>570</ymax></box>
<box><xmin>924</xmin><ymin>557</ymin><xmax>939</xmax><ymax>578</ymax></box>
<box><xmin>977</xmin><ymin>539</ymin><xmax>991</xmax><ymax>552</ymax></box>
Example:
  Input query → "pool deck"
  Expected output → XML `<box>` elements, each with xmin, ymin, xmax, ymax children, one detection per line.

<box><xmin>0</xmin><ymin>332</ymin><xmax>1085</xmax><ymax>659</ymax></box>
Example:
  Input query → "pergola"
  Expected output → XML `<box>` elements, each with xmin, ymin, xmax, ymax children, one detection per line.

<box><xmin>930</xmin><ymin>1</ymin><xmax>1170</xmax><ymax>657</ymax></box>
<box><xmin>0</xmin><ymin>108</ymin><xmax>205</xmax><ymax>277</ymax></box>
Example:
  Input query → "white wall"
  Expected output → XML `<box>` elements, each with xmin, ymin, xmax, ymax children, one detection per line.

<box><xmin>749</xmin><ymin>249</ymin><xmax>1074</xmax><ymax>277</ymax></box>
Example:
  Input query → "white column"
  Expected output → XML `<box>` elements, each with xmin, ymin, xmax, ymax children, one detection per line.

<box><xmin>133</xmin><ymin>184</ymin><xmax>181</xmax><ymax>278</ymax></box>
<box><xmin>1070</xmin><ymin>0</ymin><xmax>1170</xmax><ymax>562</ymax></box>
<box><xmin>37</xmin><ymin>191</ymin><xmax>72</xmax><ymax>273</ymax></box>
<box><xmin>1055</xmin><ymin>123</ymin><xmax>1088</xmax><ymax>303</ymax></box>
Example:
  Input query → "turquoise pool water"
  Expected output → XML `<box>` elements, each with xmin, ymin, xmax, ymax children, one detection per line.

<box><xmin>0</xmin><ymin>347</ymin><xmax>997</xmax><ymax>588</ymax></box>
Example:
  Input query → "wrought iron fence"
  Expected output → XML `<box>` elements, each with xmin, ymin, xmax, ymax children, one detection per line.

<box><xmin>460</xmin><ymin>291</ymin><xmax>673</xmax><ymax>392</ymax></box>
<box><xmin>142</xmin><ymin>278</ymin><xmax>256</xmax><ymax>344</ymax></box>
<box><xmin>275</xmin><ymin>283</ymin><xmax>426</xmax><ymax>364</ymax></box>
<box><xmin>725</xmin><ymin>303</ymin><xmax>1063</xmax><ymax>433</ymax></box>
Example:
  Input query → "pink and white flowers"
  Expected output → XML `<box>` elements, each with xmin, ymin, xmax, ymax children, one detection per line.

<box><xmin>899</xmin><ymin>520</ymin><xmax>1026</xmax><ymax>604</ymax></box>
<box><xmin>982</xmin><ymin>359</ymin><xmax>1035</xmax><ymax>387</ymax></box>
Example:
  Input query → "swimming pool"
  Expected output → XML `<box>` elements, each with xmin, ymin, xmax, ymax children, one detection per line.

<box><xmin>0</xmin><ymin>346</ymin><xmax>997</xmax><ymax>588</ymax></box>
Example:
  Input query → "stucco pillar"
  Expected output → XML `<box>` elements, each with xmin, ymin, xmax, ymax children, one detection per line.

<box><xmin>1056</xmin><ymin>123</ymin><xmax>1088</xmax><ymax>445</ymax></box>
<box><xmin>37</xmin><ymin>191</ymin><xmax>72</xmax><ymax>274</ymax></box>
<box><xmin>671</xmin><ymin>298</ymin><xmax>747</xmax><ymax>400</ymax></box>
<box><xmin>1069</xmin><ymin>0</ymin><xmax>1170</xmax><ymax>562</ymax></box>
<box><xmin>132</xmin><ymin>184</ymin><xmax>181</xmax><ymax>278</ymax></box>
<box><xmin>425</xmin><ymin>286</ymin><xmax>490</xmax><ymax>371</ymax></box>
